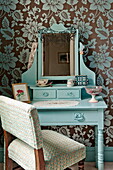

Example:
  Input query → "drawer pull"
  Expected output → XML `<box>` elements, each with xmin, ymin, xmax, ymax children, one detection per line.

<box><xmin>43</xmin><ymin>92</ymin><xmax>49</xmax><ymax>97</ymax></box>
<box><xmin>67</xmin><ymin>92</ymin><xmax>73</xmax><ymax>96</ymax></box>
<box><xmin>74</xmin><ymin>113</ymin><xmax>85</xmax><ymax>122</ymax></box>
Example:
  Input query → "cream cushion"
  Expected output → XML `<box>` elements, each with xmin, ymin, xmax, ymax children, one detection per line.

<box><xmin>8</xmin><ymin>130</ymin><xmax>86</xmax><ymax>170</ymax></box>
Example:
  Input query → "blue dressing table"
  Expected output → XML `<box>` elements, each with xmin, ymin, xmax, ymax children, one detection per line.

<box><xmin>22</xmin><ymin>24</ymin><xmax>107</xmax><ymax>170</ymax></box>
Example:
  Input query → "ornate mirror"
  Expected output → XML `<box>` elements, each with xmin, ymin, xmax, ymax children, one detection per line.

<box><xmin>38</xmin><ymin>23</ymin><xmax>79</xmax><ymax>80</ymax></box>
<box><xmin>22</xmin><ymin>23</ymin><xmax>95</xmax><ymax>86</ymax></box>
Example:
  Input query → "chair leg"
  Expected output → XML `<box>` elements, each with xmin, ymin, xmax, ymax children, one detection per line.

<box><xmin>13</xmin><ymin>166</ymin><xmax>24</xmax><ymax>170</ymax></box>
<box><xmin>5</xmin><ymin>157</ymin><xmax>13</xmax><ymax>170</ymax></box>
<box><xmin>4</xmin><ymin>130</ymin><xmax>15</xmax><ymax>170</ymax></box>
<box><xmin>78</xmin><ymin>159</ymin><xmax>85</xmax><ymax>170</ymax></box>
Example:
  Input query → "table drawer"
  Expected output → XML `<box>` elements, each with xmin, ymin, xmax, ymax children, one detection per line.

<box><xmin>57</xmin><ymin>89</ymin><xmax>80</xmax><ymax>99</ymax></box>
<box><xmin>39</xmin><ymin>110</ymin><xmax>99</xmax><ymax>125</ymax></box>
<box><xmin>33</xmin><ymin>90</ymin><xmax>56</xmax><ymax>99</ymax></box>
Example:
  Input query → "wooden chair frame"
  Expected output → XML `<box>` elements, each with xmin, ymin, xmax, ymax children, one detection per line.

<box><xmin>4</xmin><ymin>130</ymin><xmax>85</xmax><ymax>170</ymax></box>
<box><xmin>4</xmin><ymin>130</ymin><xmax>46</xmax><ymax>170</ymax></box>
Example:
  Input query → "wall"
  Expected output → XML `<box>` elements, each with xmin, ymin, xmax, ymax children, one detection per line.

<box><xmin>0</xmin><ymin>0</ymin><xmax>113</xmax><ymax>148</ymax></box>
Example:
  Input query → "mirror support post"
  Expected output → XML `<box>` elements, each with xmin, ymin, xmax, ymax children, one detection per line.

<box><xmin>38</xmin><ymin>32</ymin><xmax>42</xmax><ymax>80</ymax></box>
<box><xmin>75</xmin><ymin>29</ymin><xmax>79</xmax><ymax>75</ymax></box>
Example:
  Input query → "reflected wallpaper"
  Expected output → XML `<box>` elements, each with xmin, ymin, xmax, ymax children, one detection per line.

<box><xmin>0</xmin><ymin>0</ymin><xmax>113</xmax><ymax>147</ymax></box>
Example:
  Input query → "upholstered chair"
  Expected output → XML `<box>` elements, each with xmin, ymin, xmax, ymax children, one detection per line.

<box><xmin>0</xmin><ymin>96</ymin><xmax>86</xmax><ymax>170</ymax></box>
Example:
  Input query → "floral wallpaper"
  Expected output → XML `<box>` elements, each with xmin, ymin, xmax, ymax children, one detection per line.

<box><xmin>0</xmin><ymin>0</ymin><xmax>113</xmax><ymax>147</ymax></box>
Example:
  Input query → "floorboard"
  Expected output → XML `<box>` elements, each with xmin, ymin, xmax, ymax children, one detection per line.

<box><xmin>0</xmin><ymin>162</ymin><xmax>113</xmax><ymax>170</ymax></box>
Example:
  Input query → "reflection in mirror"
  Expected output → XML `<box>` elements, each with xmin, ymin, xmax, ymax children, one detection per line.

<box><xmin>42</xmin><ymin>33</ymin><xmax>75</xmax><ymax>76</ymax></box>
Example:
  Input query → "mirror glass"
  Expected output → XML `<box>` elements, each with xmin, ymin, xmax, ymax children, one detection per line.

<box><xmin>42</xmin><ymin>33</ymin><xmax>75</xmax><ymax>76</ymax></box>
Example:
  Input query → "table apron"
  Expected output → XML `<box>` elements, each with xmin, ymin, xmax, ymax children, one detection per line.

<box><xmin>38</xmin><ymin>109</ymin><xmax>104</xmax><ymax>129</ymax></box>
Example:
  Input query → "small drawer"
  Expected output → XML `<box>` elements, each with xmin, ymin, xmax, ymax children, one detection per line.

<box><xmin>33</xmin><ymin>90</ymin><xmax>56</xmax><ymax>99</ymax></box>
<box><xmin>57</xmin><ymin>89</ymin><xmax>80</xmax><ymax>99</ymax></box>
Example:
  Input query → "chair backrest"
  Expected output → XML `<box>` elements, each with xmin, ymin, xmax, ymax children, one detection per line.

<box><xmin>0</xmin><ymin>95</ymin><xmax>43</xmax><ymax>149</ymax></box>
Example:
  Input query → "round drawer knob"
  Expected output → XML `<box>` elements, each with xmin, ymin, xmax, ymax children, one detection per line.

<box><xmin>67</xmin><ymin>92</ymin><xmax>73</xmax><ymax>96</ymax></box>
<box><xmin>74</xmin><ymin>112</ymin><xmax>85</xmax><ymax>122</ymax></box>
<box><xmin>43</xmin><ymin>92</ymin><xmax>49</xmax><ymax>97</ymax></box>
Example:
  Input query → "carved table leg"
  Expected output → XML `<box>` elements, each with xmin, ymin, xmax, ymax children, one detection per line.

<box><xmin>95</xmin><ymin>126</ymin><xmax>98</xmax><ymax>168</ymax></box>
<box><xmin>98</xmin><ymin>129</ymin><xmax>104</xmax><ymax>170</ymax></box>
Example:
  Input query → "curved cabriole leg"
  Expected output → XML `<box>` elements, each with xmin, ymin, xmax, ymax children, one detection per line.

<box><xmin>78</xmin><ymin>159</ymin><xmax>85</xmax><ymax>170</ymax></box>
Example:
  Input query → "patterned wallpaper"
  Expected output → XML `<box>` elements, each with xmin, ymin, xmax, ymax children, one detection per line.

<box><xmin>0</xmin><ymin>0</ymin><xmax>113</xmax><ymax>147</ymax></box>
